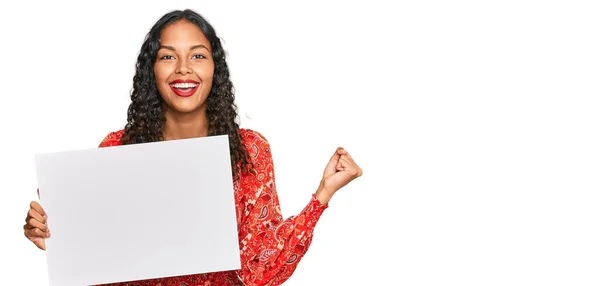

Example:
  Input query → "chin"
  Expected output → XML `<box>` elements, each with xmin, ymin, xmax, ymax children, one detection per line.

<box><xmin>169</xmin><ymin>104</ymin><xmax>201</xmax><ymax>114</ymax></box>
<box><xmin>167</xmin><ymin>98</ymin><xmax>207</xmax><ymax>115</ymax></box>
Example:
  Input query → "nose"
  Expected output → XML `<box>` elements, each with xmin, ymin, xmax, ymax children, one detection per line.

<box><xmin>175</xmin><ymin>59</ymin><xmax>192</xmax><ymax>75</ymax></box>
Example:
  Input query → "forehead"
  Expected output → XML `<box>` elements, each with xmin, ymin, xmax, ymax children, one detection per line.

<box><xmin>159</xmin><ymin>20</ymin><xmax>211</xmax><ymax>48</ymax></box>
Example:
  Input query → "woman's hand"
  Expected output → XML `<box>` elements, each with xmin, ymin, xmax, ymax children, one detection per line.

<box><xmin>23</xmin><ymin>198</ymin><xmax>50</xmax><ymax>251</ymax></box>
<box><xmin>316</xmin><ymin>147</ymin><xmax>363</xmax><ymax>205</ymax></box>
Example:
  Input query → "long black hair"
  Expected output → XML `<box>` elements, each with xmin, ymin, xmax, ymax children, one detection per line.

<box><xmin>121</xmin><ymin>9</ymin><xmax>252</xmax><ymax>178</ymax></box>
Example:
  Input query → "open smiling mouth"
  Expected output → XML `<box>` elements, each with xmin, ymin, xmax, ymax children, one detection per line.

<box><xmin>169</xmin><ymin>80</ymin><xmax>200</xmax><ymax>97</ymax></box>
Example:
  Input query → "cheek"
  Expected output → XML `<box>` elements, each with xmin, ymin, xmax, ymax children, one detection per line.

<box><xmin>195</xmin><ymin>63</ymin><xmax>215</xmax><ymax>82</ymax></box>
<box><xmin>154</xmin><ymin>64</ymin><xmax>168</xmax><ymax>82</ymax></box>
<box><xmin>153</xmin><ymin>64</ymin><xmax>172</xmax><ymax>94</ymax></box>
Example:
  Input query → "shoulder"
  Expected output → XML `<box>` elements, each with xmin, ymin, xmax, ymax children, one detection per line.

<box><xmin>239</xmin><ymin>128</ymin><xmax>270</xmax><ymax>147</ymax></box>
<box><xmin>238</xmin><ymin>128</ymin><xmax>273</xmax><ymax>161</ymax></box>
<box><xmin>98</xmin><ymin>129</ymin><xmax>125</xmax><ymax>147</ymax></box>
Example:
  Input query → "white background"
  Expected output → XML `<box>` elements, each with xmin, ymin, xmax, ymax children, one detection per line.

<box><xmin>0</xmin><ymin>1</ymin><xmax>599</xmax><ymax>285</ymax></box>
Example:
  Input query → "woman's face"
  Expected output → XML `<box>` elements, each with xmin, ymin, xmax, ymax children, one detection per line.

<box><xmin>154</xmin><ymin>19</ymin><xmax>214</xmax><ymax>115</ymax></box>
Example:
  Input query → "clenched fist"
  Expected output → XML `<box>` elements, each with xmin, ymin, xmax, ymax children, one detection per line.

<box><xmin>316</xmin><ymin>147</ymin><xmax>363</xmax><ymax>205</ymax></box>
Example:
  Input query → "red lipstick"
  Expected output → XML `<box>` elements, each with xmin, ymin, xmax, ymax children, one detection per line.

<box><xmin>169</xmin><ymin>79</ymin><xmax>200</xmax><ymax>97</ymax></box>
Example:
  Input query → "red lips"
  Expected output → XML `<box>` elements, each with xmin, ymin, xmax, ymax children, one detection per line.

<box><xmin>169</xmin><ymin>79</ymin><xmax>200</xmax><ymax>97</ymax></box>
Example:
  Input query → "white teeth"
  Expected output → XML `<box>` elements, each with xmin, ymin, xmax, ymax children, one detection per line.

<box><xmin>171</xmin><ymin>83</ymin><xmax>198</xmax><ymax>89</ymax></box>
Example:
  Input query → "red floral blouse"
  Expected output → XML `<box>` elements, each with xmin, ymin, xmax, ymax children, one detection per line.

<box><xmin>91</xmin><ymin>128</ymin><xmax>328</xmax><ymax>286</ymax></box>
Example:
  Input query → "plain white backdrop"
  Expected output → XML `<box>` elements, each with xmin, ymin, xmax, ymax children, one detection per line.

<box><xmin>1</xmin><ymin>1</ymin><xmax>599</xmax><ymax>285</ymax></box>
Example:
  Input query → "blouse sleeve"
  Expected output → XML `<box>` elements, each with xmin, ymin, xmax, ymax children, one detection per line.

<box><xmin>98</xmin><ymin>131</ymin><xmax>122</xmax><ymax>148</ymax></box>
<box><xmin>236</xmin><ymin>131</ymin><xmax>328</xmax><ymax>286</ymax></box>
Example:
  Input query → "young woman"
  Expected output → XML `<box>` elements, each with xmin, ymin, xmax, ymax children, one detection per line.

<box><xmin>23</xmin><ymin>9</ymin><xmax>362</xmax><ymax>286</ymax></box>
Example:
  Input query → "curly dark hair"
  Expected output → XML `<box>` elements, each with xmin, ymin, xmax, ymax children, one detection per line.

<box><xmin>120</xmin><ymin>9</ymin><xmax>252</xmax><ymax>178</ymax></box>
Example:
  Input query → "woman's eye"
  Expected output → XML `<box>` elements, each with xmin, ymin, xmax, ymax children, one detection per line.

<box><xmin>160</xmin><ymin>55</ymin><xmax>175</xmax><ymax>60</ymax></box>
<box><xmin>192</xmin><ymin>54</ymin><xmax>205</xmax><ymax>59</ymax></box>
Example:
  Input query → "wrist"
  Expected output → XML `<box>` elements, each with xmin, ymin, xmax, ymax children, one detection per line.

<box><xmin>315</xmin><ymin>182</ymin><xmax>335</xmax><ymax>205</ymax></box>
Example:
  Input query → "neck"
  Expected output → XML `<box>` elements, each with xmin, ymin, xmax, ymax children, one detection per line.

<box><xmin>163</xmin><ymin>106</ymin><xmax>209</xmax><ymax>140</ymax></box>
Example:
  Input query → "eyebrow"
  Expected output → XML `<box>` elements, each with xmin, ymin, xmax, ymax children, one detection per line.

<box><xmin>159</xmin><ymin>45</ymin><xmax>210</xmax><ymax>52</ymax></box>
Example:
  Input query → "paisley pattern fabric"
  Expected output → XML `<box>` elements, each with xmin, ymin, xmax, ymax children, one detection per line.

<box><xmin>95</xmin><ymin>128</ymin><xmax>328</xmax><ymax>286</ymax></box>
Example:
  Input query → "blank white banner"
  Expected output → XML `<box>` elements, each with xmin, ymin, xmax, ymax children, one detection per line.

<box><xmin>35</xmin><ymin>135</ymin><xmax>241</xmax><ymax>286</ymax></box>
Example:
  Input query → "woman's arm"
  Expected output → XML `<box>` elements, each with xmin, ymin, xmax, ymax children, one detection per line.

<box><xmin>235</xmin><ymin>132</ymin><xmax>328</xmax><ymax>286</ymax></box>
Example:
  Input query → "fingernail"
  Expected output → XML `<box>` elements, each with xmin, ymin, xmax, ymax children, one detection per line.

<box><xmin>43</xmin><ymin>215</ymin><xmax>47</xmax><ymax>219</ymax></box>
<box><xmin>46</xmin><ymin>232</ymin><xmax>51</xmax><ymax>238</ymax></box>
